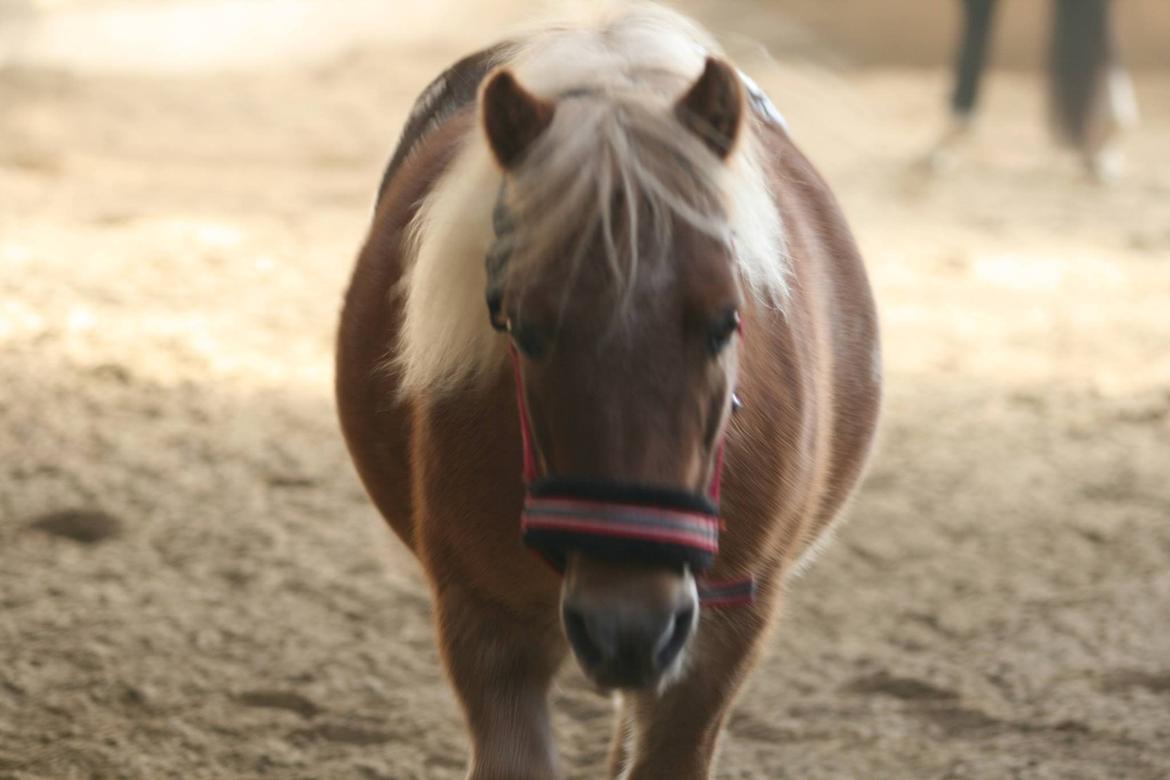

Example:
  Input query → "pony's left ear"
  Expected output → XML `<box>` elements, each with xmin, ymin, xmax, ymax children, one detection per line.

<box><xmin>675</xmin><ymin>57</ymin><xmax>745</xmax><ymax>161</ymax></box>
<box><xmin>481</xmin><ymin>69</ymin><xmax>556</xmax><ymax>169</ymax></box>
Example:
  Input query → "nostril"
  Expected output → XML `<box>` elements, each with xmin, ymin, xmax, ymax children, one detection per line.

<box><xmin>563</xmin><ymin>605</ymin><xmax>603</xmax><ymax>668</ymax></box>
<box><xmin>655</xmin><ymin>606</ymin><xmax>696</xmax><ymax>671</ymax></box>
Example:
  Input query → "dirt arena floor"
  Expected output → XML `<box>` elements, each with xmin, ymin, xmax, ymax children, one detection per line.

<box><xmin>2</xmin><ymin>4</ymin><xmax>1169</xmax><ymax>778</ymax></box>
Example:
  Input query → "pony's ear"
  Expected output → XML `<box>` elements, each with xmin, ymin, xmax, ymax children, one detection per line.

<box><xmin>481</xmin><ymin>69</ymin><xmax>555</xmax><ymax>169</ymax></box>
<box><xmin>675</xmin><ymin>57</ymin><xmax>745</xmax><ymax>160</ymax></box>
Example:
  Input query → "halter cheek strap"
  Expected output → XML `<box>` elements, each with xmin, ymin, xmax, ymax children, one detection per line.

<box><xmin>509</xmin><ymin>343</ymin><xmax>539</xmax><ymax>484</ymax></box>
<box><xmin>509</xmin><ymin>343</ymin><xmax>755</xmax><ymax>607</ymax></box>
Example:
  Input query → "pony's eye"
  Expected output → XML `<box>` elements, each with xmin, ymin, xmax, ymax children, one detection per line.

<box><xmin>707</xmin><ymin>307</ymin><xmax>740</xmax><ymax>356</ymax></box>
<box><xmin>486</xmin><ymin>288</ymin><xmax>507</xmax><ymax>332</ymax></box>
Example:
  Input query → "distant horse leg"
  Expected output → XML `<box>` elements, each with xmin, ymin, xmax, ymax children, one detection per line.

<box><xmin>617</xmin><ymin>591</ymin><xmax>778</xmax><ymax>779</ymax></box>
<box><xmin>926</xmin><ymin>0</ymin><xmax>999</xmax><ymax>170</ymax></box>
<box><xmin>1049</xmin><ymin>0</ymin><xmax>1137</xmax><ymax>181</ymax></box>
<box><xmin>952</xmin><ymin>0</ymin><xmax>999</xmax><ymax>121</ymax></box>
<box><xmin>434</xmin><ymin>582</ymin><xmax>566</xmax><ymax>780</ymax></box>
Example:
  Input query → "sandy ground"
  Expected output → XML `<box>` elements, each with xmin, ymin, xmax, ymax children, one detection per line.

<box><xmin>2</xmin><ymin>5</ymin><xmax>1169</xmax><ymax>778</ymax></box>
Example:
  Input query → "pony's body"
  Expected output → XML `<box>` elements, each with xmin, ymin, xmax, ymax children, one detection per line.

<box><xmin>337</xmin><ymin>9</ymin><xmax>880</xmax><ymax>778</ymax></box>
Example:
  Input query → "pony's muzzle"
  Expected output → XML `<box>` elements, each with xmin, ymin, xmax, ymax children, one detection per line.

<box><xmin>560</xmin><ymin>561</ymin><xmax>699</xmax><ymax>689</ymax></box>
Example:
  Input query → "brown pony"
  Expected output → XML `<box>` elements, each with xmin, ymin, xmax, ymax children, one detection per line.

<box><xmin>336</xmin><ymin>8</ymin><xmax>880</xmax><ymax>779</ymax></box>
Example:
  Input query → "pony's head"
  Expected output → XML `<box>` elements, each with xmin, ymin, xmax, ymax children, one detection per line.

<box><xmin>481</xmin><ymin>58</ymin><xmax>748</xmax><ymax>689</ymax></box>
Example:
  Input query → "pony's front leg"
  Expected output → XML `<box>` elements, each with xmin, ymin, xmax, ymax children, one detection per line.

<box><xmin>434</xmin><ymin>581</ymin><xmax>567</xmax><ymax>780</ymax></box>
<box><xmin>606</xmin><ymin>695</ymin><xmax>634</xmax><ymax>779</ymax></box>
<box><xmin>616</xmin><ymin>601</ymin><xmax>775</xmax><ymax>780</ymax></box>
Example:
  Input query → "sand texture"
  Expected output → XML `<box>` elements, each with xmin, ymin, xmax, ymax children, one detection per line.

<box><xmin>2</xmin><ymin>4</ymin><xmax>1169</xmax><ymax>778</ymax></box>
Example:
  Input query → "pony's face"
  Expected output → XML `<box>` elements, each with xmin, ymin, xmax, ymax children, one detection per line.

<box><xmin>482</xmin><ymin>59</ymin><xmax>745</xmax><ymax>690</ymax></box>
<box><xmin>516</xmin><ymin>223</ymin><xmax>740</xmax><ymax>690</ymax></box>
<box><xmin>508</xmin><ymin>220</ymin><xmax>740</xmax><ymax>495</ymax></box>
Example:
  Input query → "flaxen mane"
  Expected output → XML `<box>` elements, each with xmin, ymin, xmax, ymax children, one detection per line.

<box><xmin>396</xmin><ymin>6</ymin><xmax>787</xmax><ymax>396</ymax></box>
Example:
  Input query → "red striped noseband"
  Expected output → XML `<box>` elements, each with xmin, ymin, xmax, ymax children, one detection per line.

<box><xmin>508</xmin><ymin>345</ymin><xmax>755</xmax><ymax>607</ymax></box>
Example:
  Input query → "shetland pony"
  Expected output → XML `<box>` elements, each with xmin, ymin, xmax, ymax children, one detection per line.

<box><xmin>928</xmin><ymin>0</ymin><xmax>1139</xmax><ymax>179</ymax></box>
<box><xmin>336</xmin><ymin>8</ymin><xmax>881</xmax><ymax>778</ymax></box>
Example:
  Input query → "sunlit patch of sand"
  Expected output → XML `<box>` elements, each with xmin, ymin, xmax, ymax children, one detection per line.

<box><xmin>0</xmin><ymin>0</ymin><xmax>521</xmax><ymax>73</ymax></box>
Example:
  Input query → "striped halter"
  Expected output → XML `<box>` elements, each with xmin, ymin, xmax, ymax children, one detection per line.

<box><xmin>508</xmin><ymin>344</ymin><xmax>754</xmax><ymax>607</ymax></box>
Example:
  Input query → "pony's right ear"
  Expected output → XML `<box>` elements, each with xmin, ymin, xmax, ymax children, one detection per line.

<box><xmin>481</xmin><ymin>69</ymin><xmax>555</xmax><ymax>169</ymax></box>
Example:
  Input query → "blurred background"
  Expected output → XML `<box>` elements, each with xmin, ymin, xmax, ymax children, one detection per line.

<box><xmin>1</xmin><ymin>1</ymin><xmax>1167</xmax><ymax>778</ymax></box>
